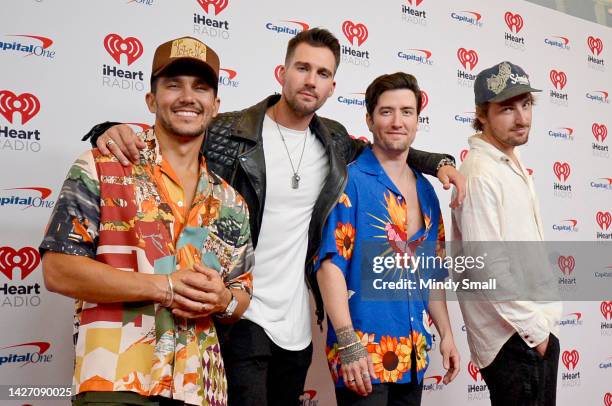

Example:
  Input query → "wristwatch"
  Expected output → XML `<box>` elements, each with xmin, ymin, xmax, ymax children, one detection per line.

<box><xmin>217</xmin><ymin>290</ymin><xmax>238</xmax><ymax>319</ymax></box>
<box><xmin>436</xmin><ymin>157</ymin><xmax>456</xmax><ymax>172</ymax></box>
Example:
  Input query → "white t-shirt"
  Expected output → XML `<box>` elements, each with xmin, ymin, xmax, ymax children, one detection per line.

<box><xmin>242</xmin><ymin>114</ymin><xmax>329</xmax><ymax>350</ymax></box>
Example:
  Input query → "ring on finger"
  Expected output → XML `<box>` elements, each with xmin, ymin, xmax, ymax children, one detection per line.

<box><xmin>362</xmin><ymin>372</ymin><xmax>370</xmax><ymax>379</ymax></box>
<box><xmin>105</xmin><ymin>139</ymin><xmax>116</xmax><ymax>147</ymax></box>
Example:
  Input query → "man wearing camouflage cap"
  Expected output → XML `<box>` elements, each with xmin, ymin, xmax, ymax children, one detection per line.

<box><xmin>452</xmin><ymin>61</ymin><xmax>562</xmax><ymax>406</ymax></box>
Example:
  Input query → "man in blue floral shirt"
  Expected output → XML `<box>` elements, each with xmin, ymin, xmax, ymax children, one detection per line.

<box><xmin>316</xmin><ymin>72</ymin><xmax>460</xmax><ymax>405</ymax></box>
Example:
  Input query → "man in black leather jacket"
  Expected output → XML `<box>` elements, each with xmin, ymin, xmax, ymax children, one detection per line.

<box><xmin>85</xmin><ymin>28</ymin><xmax>464</xmax><ymax>406</ymax></box>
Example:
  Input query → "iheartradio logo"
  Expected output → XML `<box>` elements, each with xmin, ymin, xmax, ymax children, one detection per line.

<box><xmin>561</xmin><ymin>349</ymin><xmax>579</xmax><ymax>370</ymax></box>
<box><xmin>407</xmin><ymin>0</ymin><xmax>424</xmax><ymax>5</ymax></box>
<box><xmin>601</xmin><ymin>301</ymin><xmax>612</xmax><ymax>320</ymax></box>
<box><xmin>504</xmin><ymin>12</ymin><xmax>524</xmax><ymax>33</ymax></box>
<box><xmin>420</xmin><ymin>90</ymin><xmax>428</xmax><ymax>111</ymax></box>
<box><xmin>557</xmin><ymin>255</ymin><xmax>575</xmax><ymax>276</ymax></box>
<box><xmin>587</xmin><ymin>36</ymin><xmax>604</xmax><ymax>56</ymax></box>
<box><xmin>342</xmin><ymin>21</ymin><xmax>368</xmax><ymax>46</ymax></box>
<box><xmin>0</xmin><ymin>90</ymin><xmax>40</xmax><ymax>125</ymax></box>
<box><xmin>457</xmin><ymin>48</ymin><xmax>478</xmax><ymax>71</ymax></box>
<box><xmin>197</xmin><ymin>0</ymin><xmax>229</xmax><ymax>15</ymax></box>
<box><xmin>605</xmin><ymin>392</ymin><xmax>612</xmax><ymax>406</ymax></box>
<box><xmin>553</xmin><ymin>161</ymin><xmax>571</xmax><ymax>182</ymax></box>
<box><xmin>460</xmin><ymin>149</ymin><xmax>468</xmax><ymax>162</ymax></box>
<box><xmin>467</xmin><ymin>362</ymin><xmax>482</xmax><ymax>381</ymax></box>
<box><xmin>0</xmin><ymin>246</ymin><xmax>40</xmax><ymax>280</ymax></box>
<box><xmin>274</xmin><ymin>64</ymin><xmax>283</xmax><ymax>85</ymax></box>
<box><xmin>592</xmin><ymin>123</ymin><xmax>608</xmax><ymax>142</ymax></box>
<box><xmin>549</xmin><ymin>70</ymin><xmax>567</xmax><ymax>90</ymax></box>
<box><xmin>596</xmin><ymin>211</ymin><xmax>611</xmax><ymax>230</ymax></box>
<box><xmin>103</xmin><ymin>34</ymin><xmax>143</xmax><ymax>66</ymax></box>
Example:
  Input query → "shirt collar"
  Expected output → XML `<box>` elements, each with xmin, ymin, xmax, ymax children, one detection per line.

<box><xmin>141</xmin><ymin>128</ymin><xmax>218</xmax><ymax>184</ymax></box>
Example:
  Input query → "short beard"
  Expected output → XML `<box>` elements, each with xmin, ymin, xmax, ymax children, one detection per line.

<box><xmin>159</xmin><ymin>117</ymin><xmax>205</xmax><ymax>138</ymax></box>
<box><xmin>285</xmin><ymin>94</ymin><xmax>321</xmax><ymax>117</ymax></box>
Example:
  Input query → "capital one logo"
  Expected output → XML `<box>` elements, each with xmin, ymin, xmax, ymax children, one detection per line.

<box><xmin>0</xmin><ymin>246</ymin><xmax>40</xmax><ymax>280</ymax></box>
<box><xmin>420</xmin><ymin>90</ymin><xmax>428</xmax><ymax>111</ymax></box>
<box><xmin>601</xmin><ymin>301</ymin><xmax>612</xmax><ymax>320</ymax></box>
<box><xmin>342</xmin><ymin>21</ymin><xmax>368</xmax><ymax>46</ymax></box>
<box><xmin>407</xmin><ymin>0</ymin><xmax>424</xmax><ymax>5</ymax></box>
<box><xmin>553</xmin><ymin>162</ymin><xmax>571</xmax><ymax>182</ymax></box>
<box><xmin>125</xmin><ymin>122</ymin><xmax>151</xmax><ymax>132</ymax></box>
<box><xmin>593</xmin><ymin>123</ymin><xmax>608</xmax><ymax>142</ymax></box>
<box><xmin>457</xmin><ymin>48</ymin><xmax>478</xmax><ymax>70</ymax></box>
<box><xmin>0</xmin><ymin>90</ymin><xmax>40</xmax><ymax>125</ymax></box>
<box><xmin>562</xmin><ymin>350</ymin><xmax>580</xmax><ymax>370</ymax></box>
<box><xmin>467</xmin><ymin>361</ymin><xmax>482</xmax><ymax>381</ymax></box>
<box><xmin>197</xmin><ymin>0</ymin><xmax>229</xmax><ymax>15</ymax></box>
<box><xmin>103</xmin><ymin>34</ymin><xmax>143</xmax><ymax>66</ymax></box>
<box><xmin>550</xmin><ymin>70</ymin><xmax>567</xmax><ymax>90</ymax></box>
<box><xmin>597</xmin><ymin>211</ymin><xmax>611</xmax><ymax>230</ymax></box>
<box><xmin>558</xmin><ymin>255</ymin><xmax>575</xmax><ymax>275</ymax></box>
<box><xmin>588</xmin><ymin>36</ymin><xmax>604</xmax><ymax>56</ymax></box>
<box><xmin>504</xmin><ymin>12</ymin><xmax>524</xmax><ymax>33</ymax></box>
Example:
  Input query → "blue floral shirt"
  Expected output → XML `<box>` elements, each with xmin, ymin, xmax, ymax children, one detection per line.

<box><xmin>315</xmin><ymin>147</ymin><xmax>447</xmax><ymax>387</ymax></box>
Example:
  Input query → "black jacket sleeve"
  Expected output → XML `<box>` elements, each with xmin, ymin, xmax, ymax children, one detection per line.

<box><xmin>407</xmin><ymin>148</ymin><xmax>455</xmax><ymax>177</ymax></box>
<box><xmin>81</xmin><ymin>121</ymin><xmax>122</xmax><ymax>146</ymax></box>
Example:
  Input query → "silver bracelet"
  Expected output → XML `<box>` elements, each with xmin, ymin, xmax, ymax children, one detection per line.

<box><xmin>436</xmin><ymin>157</ymin><xmax>456</xmax><ymax>172</ymax></box>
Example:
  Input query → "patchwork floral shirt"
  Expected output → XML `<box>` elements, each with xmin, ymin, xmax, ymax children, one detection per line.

<box><xmin>316</xmin><ymin>147</ymin><xmax>446</xmax><ymax>386</ymax></box>
<box><xmin>40</xmin><ymin>129</ymin><xmax>254</xmax><ymax>405</ymax></box>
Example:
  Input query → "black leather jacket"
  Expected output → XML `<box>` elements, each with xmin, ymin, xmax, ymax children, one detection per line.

<box><xmin>85</xmin><ymin>94</ymin><xmax>453</xmax><ymax>325</ymax></box>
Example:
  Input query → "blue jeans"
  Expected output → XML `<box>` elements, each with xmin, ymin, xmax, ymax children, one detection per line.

<box><xmin>480</xmin><ymin>332</ymin><xmax>560</xmax><ymax>406</ymax></box>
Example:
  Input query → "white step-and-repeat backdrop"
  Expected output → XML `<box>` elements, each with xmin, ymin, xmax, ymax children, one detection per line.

<box><xmin>1</xmin><ymin>0</ymin><xmax>610</xmax><ymax>405</ymax></box>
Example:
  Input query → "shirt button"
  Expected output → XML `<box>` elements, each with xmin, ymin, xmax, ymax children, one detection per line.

<box><xmin>177</xmin><ymin>201</ymin><xmax>184</xmax><ymax>208</ymax></box>
<box><xmin>175</xmin><ymin>264</ymin><xmax>180</xmax><ymax>270</ymax></box>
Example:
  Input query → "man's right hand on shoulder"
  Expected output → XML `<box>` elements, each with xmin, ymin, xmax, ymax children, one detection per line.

<box><xmin>96</xmin><ymin>124</ymin><xmax>146</xmax><ymax>166</ymax></box>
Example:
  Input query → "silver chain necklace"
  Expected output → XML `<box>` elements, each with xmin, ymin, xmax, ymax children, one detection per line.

<box><xmin>273</xmin><ymin>105</ymin><xmax>308</xmax><ymax>189</ymax></box>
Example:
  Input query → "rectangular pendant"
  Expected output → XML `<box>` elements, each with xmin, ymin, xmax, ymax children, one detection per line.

<box><xmin>291</xmin><ymin>174</ymin><xmax>300</xmax><ymax>189</ymax></box>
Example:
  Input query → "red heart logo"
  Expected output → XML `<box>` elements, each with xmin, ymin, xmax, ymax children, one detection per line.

<box><xmin>596</xmin><ymin>211</ymin><xmax>612</xmax><ymax>230</ymax></box>
<box><xmin>561</xmin><ymin>350</ymin><xmax>579</xmax><ymax>370</ymax></box>
<box><xmin>601</xmin><ymin>301</ymin><xmax>612</xmax><ymax>320</ymax></box>
<box><xmin>592</xmin><ymin>123</ymin><xmax>608</xmax><ymax>142</ymax></box>
<box><xmin>587</xmin><ymin>36</ymin><xmax>604</xmax><ymax>56</ymax></box>
<box><xmin>457</xmin><ymin>48</ymin><xmax>479</xmax><ymax>71</ymax></box>
<box><xmin>557</xmin><ymin>256</ymin><xmax>575</xmax><ymax>276</ymax></box>
<box><xmin>0</xmin><ymin>246</ymin><xmax>41</xmax><ymax>281</ymax></box>
<box><xmin>103</xmin><ymin>33</ymin><xmax>143</xmax><ymax>66</ymax></box>
<box><xmin>342</xmin><ymin>21</ymin><xmax>369</xmax><ymax>46</ymax></box>
<box><xmin>467</xmin><ymin>362</ymin><xmax>481</xmax><ymax>381</ymax></box>
<box><xmin>420</xmin><ymin>90</ymin><xmax>428</xmax><ymax>111</ymax></box>
<box><xmin>549</xmin><ymin>70</ymin><xmax>567</xmax><ymax>90</ymax></box>
<box><xmin>197</xmin><ymin>0</ymin><xmax>229</xmax><ymax>15</ymax></box>
<box><xmin>0</xmin><ymin>90</ymin><xmax>40</xmax><ymax>125</ymax></box>
<box><xmin>407</xmin><ymin>0</ymin><xmax>424</xmax><ymax>6</ymax></box>
<box><xmin>605</xmin><ymin>392</ymin><xmax>612</xmax><ymax>406</ymax></box>
<box><xmin>553</xmin><ymin>162</ymin><xmax>571</xmax><ymax>182</ymax></box>
<box><xmin>504</xmin><ymin>12</ymin><xmax>524</xmax><ymax>33</ymax></box>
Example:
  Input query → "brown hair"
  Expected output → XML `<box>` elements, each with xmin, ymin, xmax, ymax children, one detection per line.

<box><xmin>285</xmin><ymin>28</ymin><xmax>341</xmax><ymax>73</ymax></box>
<box><xmin>365</xmin><ymin>72</ymin><xmax>423</xmax><ymax>116</ymax></box>
<box><xmin>472</xmin><ymin>93</ymin><xmax>536</xmax><ymax>132</ymax></box>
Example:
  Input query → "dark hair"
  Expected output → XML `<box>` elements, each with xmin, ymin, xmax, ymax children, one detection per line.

<box><xmin>285</xmin><ymin>28</ymin><xmax>341</xmax><ymax>73</ymax></box>
<box><xmin>472</xmin><ymin>93</ymin><xmax>536</xmax><ymax>132</ymax></box>
<box><xmin>365</xmin><ymin>72</ymin><xmax>422</xmax><ymax>116</ymax></box>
